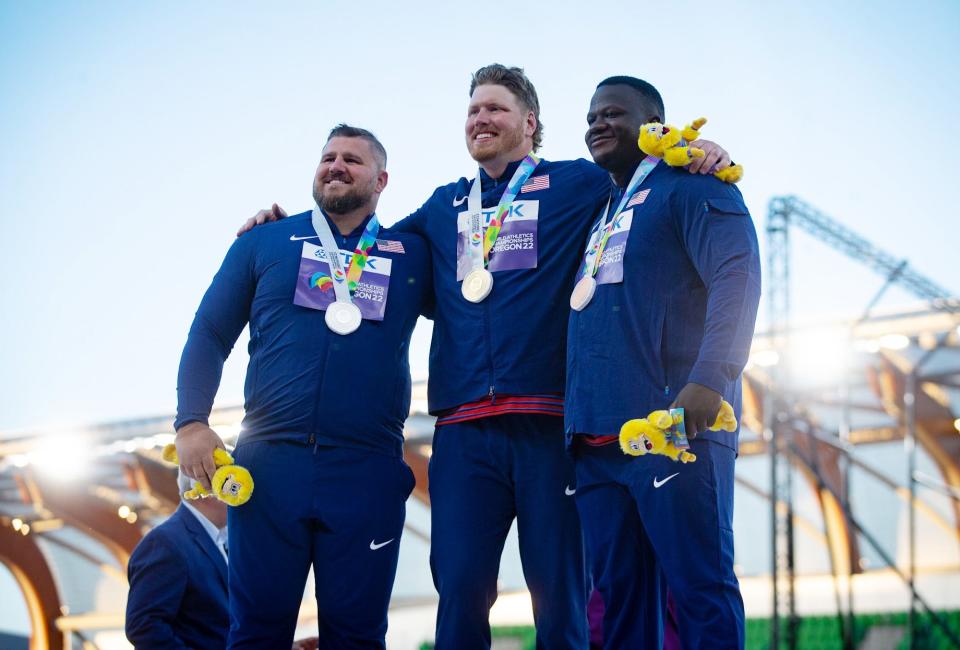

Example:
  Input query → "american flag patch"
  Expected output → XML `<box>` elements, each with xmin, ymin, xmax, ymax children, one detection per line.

<box><xmin>376</xmin><ymin>239</ymin><xmax>405</xmax><ymax>254</ymax></box>
<box><xmin>626</xmin><ymin>188</ymin><xmax>651</xmax><ymax>208</ymax></box>
<box><xmin>520</xmin><ymin>175</ymin><xmax>550</xmax><ymax>193</ymax></box>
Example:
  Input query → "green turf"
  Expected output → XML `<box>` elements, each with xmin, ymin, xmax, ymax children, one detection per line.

<box><xmin>418</xmin><ymin>610</ymin><xmax>960</xmax><ymax>650</ymax></box>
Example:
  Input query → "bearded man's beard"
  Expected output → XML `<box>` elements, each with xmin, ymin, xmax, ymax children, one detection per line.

<box><xmin>313</xmin><ymin>185</ymin><xmax>370</xmax><ymax>215</ymax></box>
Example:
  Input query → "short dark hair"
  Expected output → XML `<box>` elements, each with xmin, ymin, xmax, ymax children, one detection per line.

<box><xmin>470</xmin><ymin>64</ymin><xmax>543</xmax><ymax>152</ymax></box>
<box><xmin>596</xmin><ymin>76</ymin><xmax>665</xmax><ymax>121</ymax></box>
<box><xmin>326</xmin><ymin>123</ymin><xmax>387</xmax><ymax>168</ymax></box>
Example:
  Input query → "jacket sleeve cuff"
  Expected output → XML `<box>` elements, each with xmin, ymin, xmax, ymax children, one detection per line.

<box><xmin>686</xmin><ymin>362</ymin><xmax>733</xmax><ymax>397</ymax></box>
<box><xmin>173</xmin><ymin>415</ymin><xmax>209</xmax><ymax>432</ymax></box>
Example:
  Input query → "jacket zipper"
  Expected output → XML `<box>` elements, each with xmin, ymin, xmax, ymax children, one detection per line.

<box><xmin>309</xmin><ymin>340</ymin><xmax>330</xmax><ymax>453</ymax></box>
<box><xmin>310</xmin><ymin>230</ymin><xmax>353</xmax><ymax>451</ymax></box>
<box><xmin>483</xmin><ymin>295</ymin><xmax>496</xmax><ymax>404</ymax></box>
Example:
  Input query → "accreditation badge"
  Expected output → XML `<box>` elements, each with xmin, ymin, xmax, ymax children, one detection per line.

<box><xmin>456</xmin><ymin>200</ymin><xmax>539</xmax><ymax>280</ymax></box>
<box><xmin>293</xmin><ymin>242</ymin><xmax>392</xmax><ymax>321</ymax></box>
<box><xmin>595</xmin><ymin>208</ymin><xmax>633</xmax><ymax>284</ymax></box>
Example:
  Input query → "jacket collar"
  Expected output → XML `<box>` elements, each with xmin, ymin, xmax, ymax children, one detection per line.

<box><xmin>317</xmin><ymin>208</ymin><xmax>376</xmax><ymax>240</ymax></box>
<box><xmin>177</xmin><ymin>503</ymin><xmax>228</xmax><ymax>588</ymax></box>
<box><xmin>479</xmin><ymin>158</ymin><xmax>525</xmax><ymax>191</ymax></box>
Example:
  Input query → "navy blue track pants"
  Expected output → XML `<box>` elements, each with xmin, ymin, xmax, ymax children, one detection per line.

<box><xmin>429</xmin><ymin>413</ymin><xmax>588</xmax><ymax>649</ymax></box>
<box><xmin>227</xmin><ymin>441</ymin><xmax>415</xmax><ymax>649</ymax></box>
<box><xmin>574</xmin><ymin>438</ymin><xmax>744</xmax><ymax>650</ymax></box>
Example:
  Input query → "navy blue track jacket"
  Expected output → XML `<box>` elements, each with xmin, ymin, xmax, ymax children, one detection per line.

<box><xmin>565</xmin><ymin>164</ymin><xmax>761</xmax><ymax>451</ymax></box>
<box><xmin>394</xmin><ymin>158</ymin><xmax>609</xmax><ymax>413</ymax></box>
<box><xmin>175</xmin><ymin>211</ymin><xmax>432</xmax><ymax>457</ymax></box>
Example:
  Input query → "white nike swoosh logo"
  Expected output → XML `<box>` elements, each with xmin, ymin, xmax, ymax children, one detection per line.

<box><xmin>653</xmin><ymin>473</ymin><xmax>679</xmax><ymax>488</ymax></box>
<box><xmin>452</xmin><ymin>196</ymin><xmax>467</xmax><ymax>207</ymax></box>
<box><xmin>565</xmin><ymin>486</ymin><xmax>576</xmax><ymax>496</ymax></box>
<box><xmin>290</xmin><ymin>234</ymin><xmax>319</xmax><ymax>241</ymax></box>
<box><xmin>369</xmin><ymin>538</ymin><xmax>395</xmax><ymax>550</ymax></box>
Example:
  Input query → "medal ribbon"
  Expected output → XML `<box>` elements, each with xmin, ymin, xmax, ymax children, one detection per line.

<box><xmin>466</xmin><ymin>153</ymin><xmax>541</xmax><ymax>270</ymax></box>
<box><xmin>345</xmin><ymin>216</ymin><xmax>380</xmax><ymax>291</ymax></box>
<box><xmin>579</xmin><ymin>155</ymin><xmax>660</xmax><ymax>280</ymax></box>
<box><xmin>311</xmin><ymin>205</ymin><xmax>380</xmax><ymax>306</ymax></box>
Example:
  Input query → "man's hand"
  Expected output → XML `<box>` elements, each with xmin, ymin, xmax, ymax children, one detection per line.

<box><xmin>292</xmin><ymin>637</ymin><xmax>319</xmax><ymax>650</ymax></box>
<box><xmin>670</xmin><ymin>382</ymin><xmax>723</xmax><ymax>437</ymax></box>
<box><xmin>174</xmin><ymin>422</ymin><xmax>226</xmax><ymax>491</ymax></box>
<box><xmin>686</xmin><ymin>139</ymin><xmax>731</xmax><ymax>175</ymax></box>
<box><xmin>236</xmin><ymin>203</ymin><xmax>288</xmax><ymax>237</ymax></box>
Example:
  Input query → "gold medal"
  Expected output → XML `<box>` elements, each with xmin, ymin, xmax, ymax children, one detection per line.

<box><xmin>570</xmin><ymin>276</ymin><xmax>597</xmax><ymax>311</ymax></box>
<box><xmin>462</xmin><ymin>268</ymin><xmax>494</xmax><ymax>303</ymax></box>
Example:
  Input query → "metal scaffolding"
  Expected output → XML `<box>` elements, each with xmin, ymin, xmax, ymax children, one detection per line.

<box><xmin>765</xmin><ymin>195</ymin><xmax>960</xmax><ymax>649</ymax></box>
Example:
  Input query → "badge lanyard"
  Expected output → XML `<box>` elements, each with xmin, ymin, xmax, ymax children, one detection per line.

<box><xmin>578</xmin><ymin>155</ymin><xmax>660</xmax><ymax>280</ymax></box>
<box><xmin>310</xmin><ymin>205</ymin><xmax>380</xmax><ymax>334</ymax></box>
<box><xmin>465</xmin><ymin>153</ymin><xmax>541</xmax><ymax>273</ymax></box>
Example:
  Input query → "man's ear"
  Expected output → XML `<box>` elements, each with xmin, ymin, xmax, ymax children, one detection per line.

<box><xmin>525</xmin><ymin>111</ymin><xmax>537</xmax><ymax>138</ymax></box>
<box><xmin>375</xmin><ymin>169</ymin><xmax>389</xmax><ymax>194</ymax></box>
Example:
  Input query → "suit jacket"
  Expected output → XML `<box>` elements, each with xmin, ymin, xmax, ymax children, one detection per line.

<box><xmin>125</xmin><ymin>504</ymin><xmax>229</xmax><ymax>649</ymax></box>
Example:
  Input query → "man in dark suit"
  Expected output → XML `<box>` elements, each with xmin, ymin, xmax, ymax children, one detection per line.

<box><xmin>125</xmin><ymin>472</ymin><xmax>229</xmax><ymax>649</ymax></box>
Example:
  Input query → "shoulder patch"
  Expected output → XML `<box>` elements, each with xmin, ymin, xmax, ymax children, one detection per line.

<box><xmin>626</xmin><ymin>188</ymin><xmax>651</xmax><ymax>208</ymax></box>
<box><xmin>520</xmin><ymin>174</ymin><xmax>550</xmax><ymax>193</ymax></box>
<box><xmin>376</xmin><ymin>239</ymin><xmax>405</xmax><ymax>254</ymax></box>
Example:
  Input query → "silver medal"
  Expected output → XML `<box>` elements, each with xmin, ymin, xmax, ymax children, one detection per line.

<box><xmin>462</xmin><ymin>268</ymin><xmax>494</xmax><ymax>303</ymax></box>
<box><xmin>325</xmin><ymin>301</ymin><xmax>362</xmax><ymax>335</ymax></box>
<box><xmin>570</xmin><ymin>276</ymin><xmax>597</xmax><ymax>311</ymax></box>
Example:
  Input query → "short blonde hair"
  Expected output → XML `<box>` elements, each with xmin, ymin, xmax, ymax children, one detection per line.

<box><xmin>470</xmin><ymin>64</ymin><xmax>543</xmax><ymax>152</ymax></box>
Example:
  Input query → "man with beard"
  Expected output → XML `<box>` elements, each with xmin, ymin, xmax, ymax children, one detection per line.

<box><xmin>241</xmin><ymin>65</ymin><xmax>731</xmax><ymax>649</ymax></box>
<box><xmin>174</xmin><ymin>124</ymin><xmax>432</xmax><ymax>649</ymax></box>
<box><xmin>565</xmin><ymin>77</ymin><xmax>760</xmax><ymax>648</ymax></box>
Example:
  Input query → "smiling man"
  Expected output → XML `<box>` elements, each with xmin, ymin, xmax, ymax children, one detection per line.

<box><xmin>565</xmin><ymin>77</ymin><xmax>761</xmax><ymax>649</ymax></box>
<box><xmin>175</xmin><ymin>124</ymin><xmax>432</xmax><ymax>649</ymax></box>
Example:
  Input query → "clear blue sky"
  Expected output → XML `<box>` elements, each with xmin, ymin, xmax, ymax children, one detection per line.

<box><xmin>1</xmin><ymin>1</ymin><xmax>958</xmax><ymax>431</ymax></box>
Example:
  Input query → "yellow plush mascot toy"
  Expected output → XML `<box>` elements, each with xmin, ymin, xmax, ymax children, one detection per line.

<box><xmin>162</xmin><ymin>444</ymin><xmax>254</xmax><ymax>506</ymax></box>
<box><xmin>619</xmin><ymin>417</ymin><xmax>698</xmax><ymax>463</ymax></box>
<box><xmin>638</xmin><ymin>118</ymin><xmax>744</xmax><ymax>184</ymax></box>
<box><xmin>619</xmin><ymin>400</ymin><xmax>738</xmax><ymax>464</ymax></box>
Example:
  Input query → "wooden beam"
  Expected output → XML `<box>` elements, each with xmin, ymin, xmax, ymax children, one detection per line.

<box><xmin>28</xmin><ymin>471</ymin><xmax>143</xmax><ymax>571</ymax></box>
<box><xmin>791</xmin><ymin>431</ymin><xmax>862</xmax><ymax>577</ymax></box>
<box><xmin>0</xmin><ymin>524</ymin><xmax>64</xmax><ymax>650</ymax></box>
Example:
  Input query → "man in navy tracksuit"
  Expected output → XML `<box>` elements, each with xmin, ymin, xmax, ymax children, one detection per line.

<box><xmin>565</xmin><ymin>78</ymin><xmax>761</xmax><ymax>649</ymax></box>
<box><xmin>392</xmin><ymin>65</ymin><xmax>613</xmax><ymax>649</ymax></box>
<box><xmin>174</xmin><ymin>125</ymin><xmax>432</xmax><ymax>649</ymax></box>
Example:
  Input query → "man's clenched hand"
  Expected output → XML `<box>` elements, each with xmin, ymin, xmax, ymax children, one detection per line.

<box><xmin>174</xmin><ymin>422</ymin><xmax>226</xmax><ymax>491</ymax></box>
<box><xmin>670</xmin><ymin>382</ymin><xmax>723</xmax><ymax>437</ymax></box>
